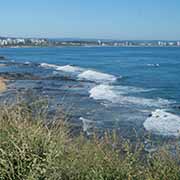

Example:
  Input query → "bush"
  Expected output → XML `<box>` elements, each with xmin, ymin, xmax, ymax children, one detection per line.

<box><xmin>0</xmin><ymin>99</ymin><xmax>180</xmax><ymax>180</ymax></box>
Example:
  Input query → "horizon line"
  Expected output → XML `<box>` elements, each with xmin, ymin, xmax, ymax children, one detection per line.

<box><xmin>0</xmin><ymin>36</ymin><xmax>180</xmax><ymax>42</ymax></box>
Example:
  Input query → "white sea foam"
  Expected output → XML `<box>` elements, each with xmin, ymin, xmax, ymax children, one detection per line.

<box><xmin>56</xmin><ymin>65</ymin><xmax>83</xmax><ymax>73</ymax></box>
<box><xmin>80</xmin><ymin>117</ymin><xmax>94</xmax><ymax>135</ymax></box>
<box><xmin>40</xmin><ymin>63</ymin><xmax>117</xmax><ymax>83</ymax></box>
<box><xmin>147</xmin><ymin>63</ymin><xmax>160</xmax><ymax>67</ymax></box>
<box><xmin>78</xmin><ymin>70</ymin><xmax>117</xmax><ymax>83</ymax></box>
<box><xmin>40</xmin><ymin>63</ymin><xmax>83</xmax><ymax>73</ymax></box>
<box><xmin>89</xmin><ymin>85</ymin><xmax>119</xmax><ymax>102</ymax></box>
<box><xmin>143</xmin><ymin>109</ymin><xmax>180</xmax><ymax>136</ymax></box>
<box><xmin>122</xmin><ymin>97</ymin><xmax>170</xmax><ymax>107</ymax></box>
<box><xmin>40</xmin><ymin>63</ymin><xmax>59</xmax><ymax>69</ymax></box>
<box><xmin>115</xmin><ymin>86</ymin><xmax>155</xmax><ymax>94</ymax></box>
<box><xmin>24</xmin><ymin>61</ymin><xmax>30</xmax><ymax>65</ymax></box>
<box><xmin>89</xmin><ymin>85</ymin><xmax>171</xmax><ymax>107</ymax></box>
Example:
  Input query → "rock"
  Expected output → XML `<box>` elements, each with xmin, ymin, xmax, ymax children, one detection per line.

<box><xmin>0</xmin><ymin>72</ymin><xmax>40</xmax><ymax>80</ymax></box>
<box><xmin>45</xmin><ymin>75</ymin><xmax>77</xmax><ymax>81</ymax></box>
<box><xmin>148</xmin><ymin>113</ymin><xmax>152</xmax><ymax>117</ymax></box>
<box><xmin>173</xmin><ymin>105</ymin><xmax>180</xmax><ymax>110</ymax></box>
<box><xmin>0</xmin><ymin>64</ymin><xmax>7</xmax><ymax>67</ymax></box>
<box><xmin>0</xmin><ymin>56</ymin><xmax>6</xmax><ymax>60</ymax></box>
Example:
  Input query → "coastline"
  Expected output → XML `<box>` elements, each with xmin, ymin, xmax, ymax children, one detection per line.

<box><xmin>0</xmin><ymin>45</ymin><xmax>180</xmax><ymax>49</ymax></box>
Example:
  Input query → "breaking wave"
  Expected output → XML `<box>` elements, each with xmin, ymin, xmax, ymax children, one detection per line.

<box><xmin>40</xmin><ymin>63</ymin><xmax>59</xmax><ymax>69</ymax></box>
<box><xmin>40</xmin><ymin>63</ymin><xmax>117</xmax><ymax>83</ymax></box>
<box><xmin>143</xmin><ymin>109</ymin><xmax>180</xmax><ymax>136</ymax></box>
<box><xmin>89</xmin><ymin>84</ymin><xmax>171</xmax><ymax>107</ymax></box>
<box><xmin>78</xmin><ymin>70</ymin><xmax>117</xmax><ymax>83</ymax></box>
<box><xmin>40</xmin><ymin>62</ymin><xmax>173</xmax><ymax>108</ymax></box>
<box><xmin>40</xmin><ymin>63</ymin><xmax>83</xmax><ymax>73</ymax></box>
<box><xmin>56</xmin><ymin>65</ymin><xmax>83</xmax><ymax>73</ymax></box>
<box><xmin>89</xmin><ymin>85</ymin><xmax>118</xmax><ymax>102</ymax></box>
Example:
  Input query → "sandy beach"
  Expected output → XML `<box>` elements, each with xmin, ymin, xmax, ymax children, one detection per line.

<box><xmin>0</xmin><ymin>77</ymin><xmax>7</xmax><ymax>92</ymax></box>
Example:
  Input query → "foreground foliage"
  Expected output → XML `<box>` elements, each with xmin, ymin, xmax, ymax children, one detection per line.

<box><xmin>0</xmin><ymin>100</ymin><xmax>180</xmax><ymax>180</ymax></box>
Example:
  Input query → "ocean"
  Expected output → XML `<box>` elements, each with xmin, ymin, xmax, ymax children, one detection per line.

<box><xmin>0</xmin><ymin>47</ymin><xmax>180</xmax><ymax>138</ymax></box>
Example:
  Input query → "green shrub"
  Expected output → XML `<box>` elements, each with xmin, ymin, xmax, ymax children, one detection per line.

<box><xmin>0</xmin><ymin>100</ymin><xmax>180</xmax><ymax>179</ymax></box>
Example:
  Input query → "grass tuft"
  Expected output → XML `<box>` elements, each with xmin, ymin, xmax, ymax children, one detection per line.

<box><xmin>0</xmin><ymin>99</ymin><xmax>180</xmax><ymax>179</ymax></box>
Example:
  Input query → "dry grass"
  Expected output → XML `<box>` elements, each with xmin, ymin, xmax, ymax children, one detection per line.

<box><xmin>0</xmin><ymin>99</ymin><xmax>180</xmax><ymax>180</ymax></box>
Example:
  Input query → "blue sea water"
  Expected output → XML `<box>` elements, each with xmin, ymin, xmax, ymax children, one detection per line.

<box><xmin>0</xmin><ymin>47</ymin><xmax>180</xmax><ymax>138</ymax></box>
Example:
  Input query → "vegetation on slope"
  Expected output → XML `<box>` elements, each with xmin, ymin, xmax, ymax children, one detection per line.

<box><xmin>0</xmin><ymin>99</ymin><xmax>180</xmax><ymax>180</ymax></box>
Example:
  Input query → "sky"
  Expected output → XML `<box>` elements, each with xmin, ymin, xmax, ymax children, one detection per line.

<box><xmin>0</xmin><ymin>0</ymin><xmax>180</xmax><ymax>40</ymax></box>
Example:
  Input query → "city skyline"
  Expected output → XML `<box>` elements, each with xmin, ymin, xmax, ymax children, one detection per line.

<box><xmin>1</xmin><ymin>37</ymin><xmax>180</xmax><ymax>48</ymax></box>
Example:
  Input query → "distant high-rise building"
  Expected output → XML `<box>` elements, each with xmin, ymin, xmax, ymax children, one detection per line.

<box><xmin>98</xmin><ymin>40</ymin><xmax>101</xmax><ymax>45</ymax></box>
<box><xmin>168</xmin><ymin>42</ymin><xmax>174</xmax><ymax>46</ymax></box>
<box><xmin>158</xmin><ymin>41</ymin><xmax>161</xmax><ymax>46</ymax></box>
